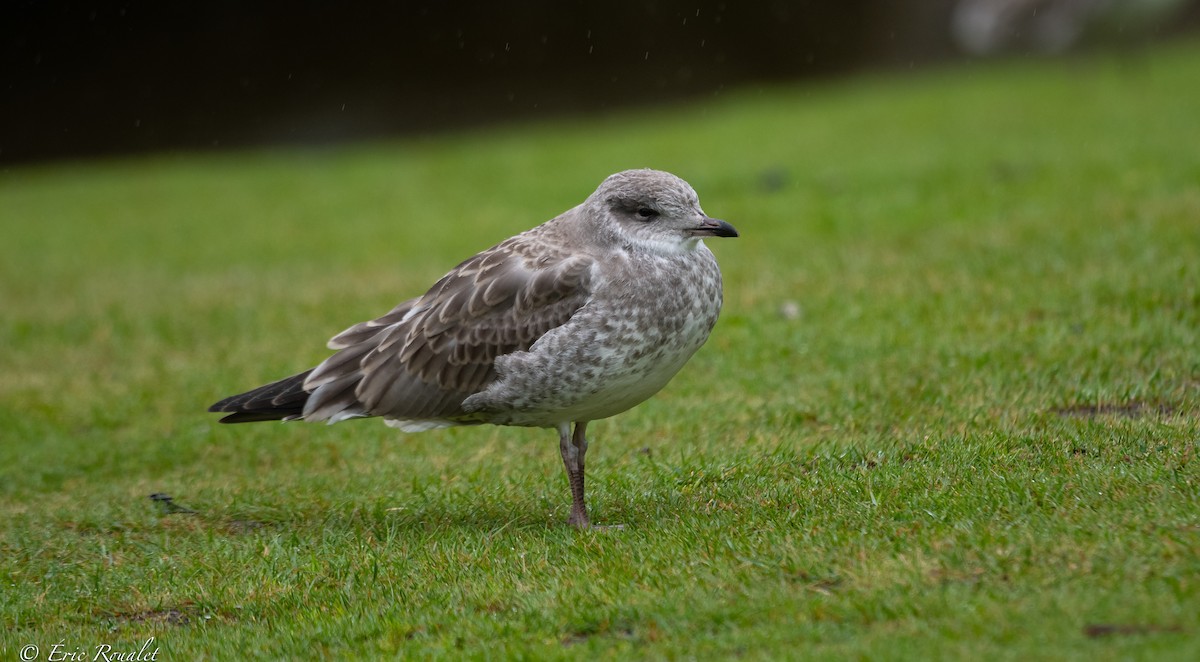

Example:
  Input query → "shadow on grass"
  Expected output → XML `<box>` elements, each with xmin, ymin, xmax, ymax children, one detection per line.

<box><xmin>1052</xmin><ymin>400</ymin><xmax>1178</xmax><ymax>419</ymax></box>
<box><xmin>137</xmin><ymin>495</ymin><xmax>565</xmax><ymax>538</ymax></box>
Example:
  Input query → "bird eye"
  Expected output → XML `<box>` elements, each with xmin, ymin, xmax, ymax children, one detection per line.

<box><xmin>636</xmin><ymin>207</ymin><xmax>659</xmax><ymax>220</ymax></box>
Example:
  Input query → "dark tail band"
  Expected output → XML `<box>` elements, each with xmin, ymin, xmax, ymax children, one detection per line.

<box><xmin>209</xmin><ymin>370</ymin><xmax>313</xmax><ymax>423</ymax></box>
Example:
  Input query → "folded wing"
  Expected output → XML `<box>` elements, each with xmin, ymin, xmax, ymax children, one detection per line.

<box><xmin>301</xmin><ymin>237</ymin><xmax>595</xmax><ymax>424</ymax></box>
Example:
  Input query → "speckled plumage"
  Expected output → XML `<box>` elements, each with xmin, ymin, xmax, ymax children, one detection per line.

<box><xmin>209</xmin><ymin>169</ymin><xmax>737</xmax><ymax>527</ymax></box>
<box><xmin>465</xmin><ymin>245</ymin><xmax>723</xmax><ymax>426</ymax></box>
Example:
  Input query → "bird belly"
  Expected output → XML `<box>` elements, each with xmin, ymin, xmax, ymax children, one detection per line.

<box><xmin>546</xmin><ymin>343</ymin><xmax>699</xmax><ymax>422</ymax></box>
<box><xmin>463</xmin><ymin>277</ymin><xmax>719</xmax><ymax>426</ymax></box>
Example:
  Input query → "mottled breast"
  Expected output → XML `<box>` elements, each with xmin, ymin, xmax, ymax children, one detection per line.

<box><xmin>462</xmin><ymin>243</ymin><xmax>724</xmax><ymax>426</ymax></box>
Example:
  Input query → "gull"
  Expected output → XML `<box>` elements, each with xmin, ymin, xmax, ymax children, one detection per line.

<box><xmin>209</xmin><ymin>169</ymin><xmax>738</xmax><ymax>528</ymax></box>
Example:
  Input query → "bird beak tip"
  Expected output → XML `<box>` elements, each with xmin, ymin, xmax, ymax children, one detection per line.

<box><xmin>694</xmin><ymin>217</ymin><xmax>739</xmax><ymax>238</ymax></box>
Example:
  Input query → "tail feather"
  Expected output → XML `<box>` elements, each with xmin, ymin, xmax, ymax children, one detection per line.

<box><xmin>209</xmin><ymin>370</ymin><xmax>314</xmax><ymax>423</ymax></box>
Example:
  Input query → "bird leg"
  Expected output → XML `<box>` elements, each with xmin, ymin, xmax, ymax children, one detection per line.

<box><xmin>558</xmin><ymin>421</ymin><xmax>590</xmax><ymax>528</ymax></box>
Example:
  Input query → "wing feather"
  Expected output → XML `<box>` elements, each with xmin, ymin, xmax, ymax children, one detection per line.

<box><xmin>328</xmin><ymin>301</ymin><xmax>417</xmax><ymax>349</ymax></box>
<box><xmin>301</xmin><ymin>236</ymin><xmax>594</xmax><ymax>423</ymax></box>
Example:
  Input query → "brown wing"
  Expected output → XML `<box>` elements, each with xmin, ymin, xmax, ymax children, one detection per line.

<box><xmin>301</xmin><ymin>236</ymin><xmax>594</xmax><ymax>422</ymax></box>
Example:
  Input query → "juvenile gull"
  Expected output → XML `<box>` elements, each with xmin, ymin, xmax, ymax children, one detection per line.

<box><xmin>209</xmin><ymin>169</ymin><xmax>738</xmax><ymax>528</ymax></box>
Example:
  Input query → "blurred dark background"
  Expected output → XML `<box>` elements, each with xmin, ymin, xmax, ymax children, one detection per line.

<box><xmin>5</xmin><ymin>0</ymin><xmax>1199</xmax><ymax>166</ymax></box>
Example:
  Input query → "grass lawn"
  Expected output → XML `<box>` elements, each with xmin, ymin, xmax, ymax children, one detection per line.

<box><xmin>2</xmin><ymin>39</ymin><xmax>1198</xmax><ymax>659</ymax></box>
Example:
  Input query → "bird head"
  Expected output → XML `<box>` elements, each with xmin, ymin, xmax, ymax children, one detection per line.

<box><xmin>586</xmin><ymin>169</ymin><xmax>738</xmax><ymax>253</ymax></box>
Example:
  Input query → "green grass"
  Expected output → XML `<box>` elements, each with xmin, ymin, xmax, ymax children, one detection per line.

<box><xmin>3</xmin><ymin>39</ymin><xmax>1199</xmax><ymax>659</ymax></box>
